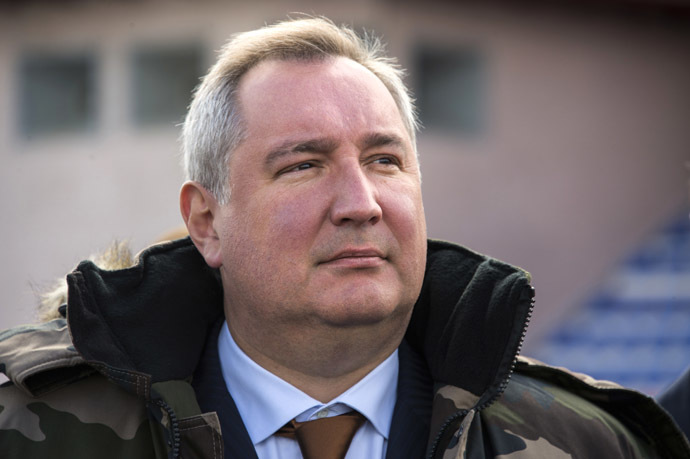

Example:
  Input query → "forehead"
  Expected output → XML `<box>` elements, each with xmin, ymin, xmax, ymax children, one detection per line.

<box><xmin>235</xmin><ymin>57</ymin><xmax>409</xmax><ymax>144</ymax></box>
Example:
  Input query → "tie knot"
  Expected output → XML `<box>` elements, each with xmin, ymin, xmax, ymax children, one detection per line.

<box><xmin>276</xmin><ymin>411</ymin><xmax>366</xmax><ymax>459</ymax></box>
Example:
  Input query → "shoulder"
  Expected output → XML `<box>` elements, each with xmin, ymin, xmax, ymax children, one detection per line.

<box><xmin>658</xmin><ymin>365</ymin><xmax>690</xmax><ymax>437</ymax></box>
<box><xmin>0</xmin><ymin>369</ymin><xmax>152</xmax><ymax>458</ymax></box>
<box><xmin>0</xmin><ymin>321</ymin><xmax>152</xmax><ymax>458</ymax></box>
<box><xmin>477</xmin><ymin>356</ymin><xmax>690</xmax><ymax>458</ymax></box>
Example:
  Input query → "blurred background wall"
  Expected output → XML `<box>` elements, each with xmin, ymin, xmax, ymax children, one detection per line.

<box><xmin>1</xmin><ymin>0</ymin><xmax>688</xmax><ymax>394</ymax></box>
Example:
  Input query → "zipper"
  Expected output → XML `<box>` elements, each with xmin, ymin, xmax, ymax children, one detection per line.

<box><xmin>426</xmin><ymin>408</ymin><xmax>469</xmax><ymax>459</ymax></box>
<box><xmin>156</xmin><ymin>399</ymin><xmax>181</xmax><ymax>459</ymax></box>
<box><xmin>426</xmin><ymin>286</ymin><xmax>535</xmax><ymax>459</ymax></box>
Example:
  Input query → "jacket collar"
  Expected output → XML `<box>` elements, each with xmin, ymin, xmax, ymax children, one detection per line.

<box><xmin>407</xmin><ymin>239</ymin><xmax>534</xmax><ymax>409</ymax></box>
<box><xmin>64</xmin><ymin>237</ymin><xmax>533</xmax><ymax>409</ymax></box>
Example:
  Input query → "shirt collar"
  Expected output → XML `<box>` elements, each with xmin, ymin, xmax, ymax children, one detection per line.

<box><xmin>217</xmin><ymin>321</ymin><xmax>398</xmax><ymax>444</ymax></box>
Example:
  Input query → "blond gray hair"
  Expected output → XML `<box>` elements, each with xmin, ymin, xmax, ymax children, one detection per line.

<box><xmin>182</xmin><ymin>16</ymin><xmax>418</xmax><ymax>203</ymax></box>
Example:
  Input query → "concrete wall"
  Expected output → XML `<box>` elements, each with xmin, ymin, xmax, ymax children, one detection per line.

<box><xmin>1</xmin><ymin>1</ymin><xmax>688</xmax><ymax>352</ymax></box>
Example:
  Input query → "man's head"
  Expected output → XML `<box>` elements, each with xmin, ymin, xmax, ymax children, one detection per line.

<box><xmin>182</xmin><ymin>17</ymin><xmax>418</xmax><ymax>203</ymax></box>
<box><xmin>180</xmin><ymin>17</ymin><xmax>427</xmax><ymax>388</ymax></box>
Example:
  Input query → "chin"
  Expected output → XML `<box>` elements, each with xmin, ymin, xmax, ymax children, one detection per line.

<box><xmin>315</xmin><ymin>295</ymin><xmax>411</xmax><ymax>328</ymax></box>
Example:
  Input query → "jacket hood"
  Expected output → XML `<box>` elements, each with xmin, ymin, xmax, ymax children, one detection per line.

<box><xmin>45</xmin><ymin>237</ymin><xmax>532</xmax><ymax>408</ymax></box>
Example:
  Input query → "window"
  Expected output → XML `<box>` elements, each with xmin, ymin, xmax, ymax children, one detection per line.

<box><xmin>20</xmin><ymin>53</ymin><xmax>96</xmax><ymax>138</ymax></box>
<box><xmin>131</xmin><ymin>45</ymin><xmax>204</xmax><ymax>125</ymax></box>
<box><xmin>413</xmin><ymin>46</ymin><xmax>485</xmax><ymax>135</ymax></box>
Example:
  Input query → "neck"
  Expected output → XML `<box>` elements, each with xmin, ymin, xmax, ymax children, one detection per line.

<box><xmin>225</xmin><ymin>317</ymin><xmax>407</xmax><ymax>403</ymax></box>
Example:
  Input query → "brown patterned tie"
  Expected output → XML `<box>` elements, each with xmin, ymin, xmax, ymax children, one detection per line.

<box><xmin>276</xmin><ymin>410</ymin><xmax>366</xmax><ymax>459</ymax></box>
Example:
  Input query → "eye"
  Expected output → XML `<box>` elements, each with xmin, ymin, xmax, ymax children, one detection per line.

<box><xmin>278</xmin><ymin>161</ymin><xmax>317</xmax><ymax>176</ymax></box>
<box><xmin>371</xmin><ymin>155</ymin><xmax>401</xmax><ymax>167</ymax></box>
<box><xmin>294</xmin><ymin>162</ymin><xmax>314</xmax><ymax>171</ymax></box>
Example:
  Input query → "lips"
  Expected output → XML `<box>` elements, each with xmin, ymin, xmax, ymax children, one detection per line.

<box><xmin>321</xmin><ymin>247</ymin><xmax>386</xmax><ymax>268</ymax></box>
<box><xmin>330</xmin><ymin>248</ymin><xmax>384</xmax><ymax>260</ymax></box>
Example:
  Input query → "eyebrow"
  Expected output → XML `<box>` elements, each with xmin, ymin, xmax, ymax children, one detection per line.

<box><xmin>263</xmin><ymin>132</ymin><xmax>409</xmax><ymax>167</ymax></box>
<box><xmin>264</xmin><ymin>138</ymin><xmax>339</xmax><ymax>167</ymax></box>
<box><xmin>360</xmin><ymin>132</ymin><xmax>407</xmax><ymax>152</ymax></box>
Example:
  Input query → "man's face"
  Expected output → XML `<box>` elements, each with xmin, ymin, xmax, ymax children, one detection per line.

<box><xmin>214</xmin><ymin>57</ymin><xmax>427</xmax><ymax>334</ymax></box>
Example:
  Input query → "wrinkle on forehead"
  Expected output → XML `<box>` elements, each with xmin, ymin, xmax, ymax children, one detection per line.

<box><xmin>230</xmin><ymin>56</ymin><xmax>418</xmax><ymax>185</ymax></box>
<box><xmin>238</xmin><ymin>57</ymin><xmax>403</xmax><ymax>126</ymax></box>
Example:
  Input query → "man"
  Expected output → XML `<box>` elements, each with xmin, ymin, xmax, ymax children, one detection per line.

<box><xmin>1</xmin><ymin>17</ymin><xmax>689</xmax><ymax>458</ymax></box>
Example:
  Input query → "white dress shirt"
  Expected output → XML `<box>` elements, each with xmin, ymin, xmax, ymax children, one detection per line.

<box><xmin>218</xmin><ymin>322</ymin><xmax>398</xmax><ymax>459</ymax></box>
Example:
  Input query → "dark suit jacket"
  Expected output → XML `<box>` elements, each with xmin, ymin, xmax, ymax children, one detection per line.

<box><xmin>192</xmin><ymin>320</ymin><xmax>433</xmax><ymax>459</ymax></box>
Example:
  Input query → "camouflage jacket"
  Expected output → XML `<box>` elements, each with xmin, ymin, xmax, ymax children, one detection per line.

<box><xmin>1</xmin><ymin>238</ymin><xmax>688</xmax><ymax>458</ymax></box>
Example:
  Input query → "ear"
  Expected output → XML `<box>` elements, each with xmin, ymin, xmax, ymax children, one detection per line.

<box><xmin>180</xmin><ymin>181</ymin><xmax>223</xmax><ymax>268</ymax></box>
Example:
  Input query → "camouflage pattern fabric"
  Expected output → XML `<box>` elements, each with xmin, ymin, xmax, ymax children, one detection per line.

<box><xmin>0</xmin><ymin>319</ymin><xmax>223</xmax><ymax>459</ymax></box>
<box><xmin>0</xmin><ymin>319</ymin><xmax>83</xmax><ymax>396</ymax></box>
<box><xmin>0</xmin><ymin>372</ymin><xmax>154</xmax><ymax>458</ymax></box>
<box><xmin>429</xmin><ymin>357</ymin><xmax>690</xmax><ymax>458</ymax></box>
<box><xmin>0</xmin><ymin>369</ymin><xmax>224</xmax><ymax>459</ymax></box>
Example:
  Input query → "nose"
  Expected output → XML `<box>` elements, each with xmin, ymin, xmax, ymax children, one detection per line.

<box><xmin>329</xmin><ymin>162</ymin><xmax>382</xmax><ymax>226</ymax></box>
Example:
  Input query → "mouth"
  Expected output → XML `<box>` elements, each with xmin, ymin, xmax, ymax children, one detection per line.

<box><xmin>321</xmin><ymin>248</ymin><xmax>387</xmax><ymax>268</ymax></box>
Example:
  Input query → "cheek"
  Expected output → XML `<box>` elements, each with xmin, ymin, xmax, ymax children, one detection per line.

<box><xmin>252</xmin><ymin>191</ymin><xmax>326</xmax><ymax>254</ymax></box>
<box><xmin>382</xmin><ymin>184</ymin><xmax>427</xmax><ymax>242</ymax></box>
<box><xmin>381</xmin><ymin>184</ymin><xmax>427</xmax><ymax>284</ymax></box>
